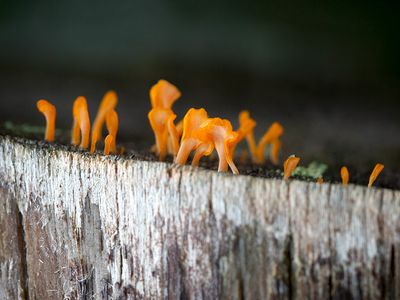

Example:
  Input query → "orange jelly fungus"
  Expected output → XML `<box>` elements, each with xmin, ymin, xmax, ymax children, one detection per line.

<box><xmin>283</xmin><ymin>155</ymin><xmax>300</xmax><ymax>180</ymax></box>
<box><xmin>106</xmin><ymin>110</ymin><xmax>119</xmax><ymax>153</ymax></box>
<box><xmin>270</xmin><ymin>139</ymin><xmax>282</xmax><ymax>165</ymax></box>
<box><xmin>368</xmin><ymin>163</ymin><xmax>384</xmax><ymax>187</ymax></box>
<box><xmin>36</xmin><ymin>99</ymin><xmax>56</xmax><ymax>142</ymax></box>
<box><xmin>237</xmin><ymin>111</ymin><xmax>257</xmax><ymax>161</ymax></box>
<box><xmin>175</xmin><ymin>108</ymin><xmax>212</xmax><ymax>166</ymax></box>
<box><xmin>148</xmin><ymin>108</ymin><xmax>179</xmax><ymax>160</ymax></box>
<box><xmin>90</xmin><ymin>90</ymin><xmax>118</xmax><ymax>153</ymax></box>
<box><xmin>150</xmin><ymin>79</ymin><xmax>181</xmax><ymax>109</ymax></box>
<box><xmin>317</xmin><ymin>177</ymin><xmax>324</xmax><ymax>184</ymax></box>
<box><xmin>257</xmin><ymin>122</ymin><xmax>284</xmax><ymax>163</ymax></box>
<box><xmin>340</xmin><ymin>166</ymin><xmax>349</xmax><ymax>186</ymax></box>
<box><xmin>104</xmin><ymin>134</ymin><xmax>114</xmax><ymax>155</ymax></box>
<box><xmin>197</xmin><ymin>118</ymin><xmax>240</xmax><ymax>174</ymax></box>
<box><xmin>149</xmin><ymin>80</ymin><xmax>182</xmax><ymax>157</ymax></box>
<box><xmin>239</xmin><ymin>149</ymin><xmax>248</xmax><ymax>164</ymax></box>
<box><xmin>71</xmin><ymin>96</ymin><xmax>91</xmax><ymax>149</ymax></box>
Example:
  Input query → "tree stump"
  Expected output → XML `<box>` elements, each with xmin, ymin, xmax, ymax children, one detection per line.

<box><xmin>0</xmin><ymin>134</ymin><xmax>399</xmax><ymax>299</ymax></box>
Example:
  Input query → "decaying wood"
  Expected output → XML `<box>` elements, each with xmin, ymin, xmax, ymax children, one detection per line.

<box><xmin>0</xmin><ymin>134</ymin><xmax>399</xmax><ymax>299</ymax></box>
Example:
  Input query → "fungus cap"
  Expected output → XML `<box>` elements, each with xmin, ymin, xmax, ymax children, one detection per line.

<box><xmin>150</xmin><ymin>79</ymin><xmax>181</xmax><ymax>109</ymax></box>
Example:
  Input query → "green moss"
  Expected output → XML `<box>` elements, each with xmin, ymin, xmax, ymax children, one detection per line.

<box><xmin>292</xmin><ymin>161</ymin><xmax>328</xmax><ymax>179</ymax></box>
<box><xmin>3</xmin><ymin>121</ymin><xmax>64</xmax><ymax>137</ymax></box>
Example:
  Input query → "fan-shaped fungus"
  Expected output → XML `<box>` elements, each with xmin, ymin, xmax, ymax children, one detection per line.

<box><xmin>238</xmin><ymin>111</ymin><xmax>257</xmax><ymax>161</ymax></box>
<box><xmin>175</xmin><ymin>108</ymin><xmax>210</xmax><ymax>165</ymax></box>
<box><xmin>283</xmin><ymin>155</ymin><xmax>300</xmax><ymax>180</ymax></box>
<box><xmin>197</xmin><ymin>118</ymin><xmax>240</xmax><ymax>174</ymax></box>
<box><xmin>257</xmin><ymin>122</ymin><xmax>284</xmax><ymax>163</ymax></box>
<box><xmin>341</xmin><ymin>166</ymin><xmax>349</xmax><ymax>186</ymax></box>
<box><xmin>104</xmin><ymin>134</ymin><xmax>113</xmax><ymax>155</ymax></box>
<box><xmin>150</xmin><ymin>79</ymin><xmax>181</xmax><ymax>109</ymax></box>
<box><xmin>90</xmin><ymin>90</ymin><xmax>118</xmax><ymax>153</ymax></box>
<box><xmin>149</xmin><ymin>79</ymin><xmax>182</xmax><ymax>157</ymax></box>
<box><xmin>368</xmin><ymin>163</ymin><xmax>384</xmax><ymax>187</ymax></box>
<box><xmin>36</xmin><ymin>99</ymin><xmax>56</xmax><ymax>142</ymax></box>
<box><xmin>148</xmin><ymin>108</ymin><xmax>179</xmax><ymax>160</ymax></box>
<box><xmin>71</xmin><ymin>96</ymin><xmax>91</xmax><ymax>149</ymax></box>
<box><xmin>106</xmin><ymin>110</ymin><xmax>118</xmax><ymax>153</ymax></box>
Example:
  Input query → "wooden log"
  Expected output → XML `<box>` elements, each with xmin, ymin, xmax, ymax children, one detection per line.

<box><xmin>0</xmin><ymin>134</ymin><xmax>399</xmax><ymax>299</ymax></box>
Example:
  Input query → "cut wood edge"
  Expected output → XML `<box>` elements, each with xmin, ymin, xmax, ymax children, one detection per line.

<box><xmin>0</xmin><ymin>134</ymin><xmax>399</xmax><ymax>299</ymax></box>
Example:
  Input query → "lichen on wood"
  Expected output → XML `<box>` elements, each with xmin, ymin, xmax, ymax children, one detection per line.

<box><xmin>0</xmin><ymin>134</ymin><xmax>399</xmax><ymax>299</ymax></box>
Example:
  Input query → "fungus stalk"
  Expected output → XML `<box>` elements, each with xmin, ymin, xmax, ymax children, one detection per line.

<box><xmin>106</xmin><ymin>110</ymin><xmax>119</xmax><ymax>153</ymax></box>
<box><xmin>270</xmin><ymin>139</ymin><xmax>282</xmax><ymax>165</ymax></box>
<box><xmin>283</xmin><ymin>155</ymin><xmax>300</xmax><ymax>180</ymax></box>
<box><xmin>198</xmin><ymin>118</ymin><xmax>240</xmax><ymax>174</ymax></box>
<box><xmin>368</xmin><ymin>163</ymin><xmax>384</xmax><ymax>187</ymax></box>
<box><xmin>36</xmin><ymin>99</ymin><xmax>56</xmax><ymax>142</ymax></box>
<box><xmin>148</xmin><ymin>108</ymin><xmax>178</xmax><ymax>160</ymax></box>
<box><xmin>90</xmin><ymin>90</ymin><xmax>118</xmax><ymax>153</ymax></box>
<box><xmin>72</xmin><ymin>96</ymin><xmax>91</xmax><ymax>149</ymax></box>
<box><xmin>104</xmin><ymin>134</ymin><xmax>113</xmax><ymax>155</ymax></box>
<box><xmin>341</xmin><ymin>166</ymin><xmax>349</xmax><ymax>186</ymax></box>
<box><xmin>238</xmin><ymin>111</ymin><xmax>257</xmax><ymax>161</ymax></box>
<box><xmin>256</xmin><ymin>122</ymin><xmax>284</xmax><ymax>163</ymax></box>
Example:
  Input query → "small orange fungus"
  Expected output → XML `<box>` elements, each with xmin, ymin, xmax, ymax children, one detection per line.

<box><xmin>90</xmin><ymin>90</ymin><xmax>118</xmax><ymax>153</ymax></box>
<box><xmin>149</xmin><ymin>80</ymin><xmax>182</xmax><ymax>157</ymax></box>
<box><xmin>257</xmin><ymin>122</ymin><xmax>284</xmax><ymax>163</ymax></box>
<box><xmin>36</xmin><ymin>99</ymin><xmax>56</xmax><ymax>142</ymax></box>
<box><xmin>340</xmin><ymin>166</ymin><xmax>349</xmax><ymax>186</ymax></box>
<box><xmin>238</xmin><ymin>111</ymin><xmax>257</xmax><ymax>161</ymax></box>
<box><xmin>239</xmin><ymin>149</ymin><xmax>248</xmax><ymax>164</ymax></box>
<box><xmin>148</xmin><ymin>108</ymin><xmax>179</xmax><ymax>160</ymax></box>
<box><xmin>317</xmin><ymin>177</ymin><xmax>324</xmax><ymax>184</ymax></box>
<box><xmin>283</xmin><ymin>155</ymin><xmax>300</xmax><ymax>180</ymax></box>
<box><xmin>150</xmin><ymin>79</ymin><xmax>181</xmax><ymax>109</ymax></box>
<box><xmin>71</xmin><ymin>96</ymin><xmax>91</xmax><ymax>149</ymax></box>
<box><xmin>270</xmin><ymin>139</ymin><xmax>282</xmax><ymax>165</ymax></box>
<box><xmin>368</xmin><ymin>163</ymin><xmax>384</xmax><ymax>187</ymax></box>
<box><xmin>175</xmin><ymin>108</ymin><xmax>210</xmax><ymax>165</ymax></box>
<box><xmin>104</xmin><ymin>134</ymin><xmax>113</xmax><ymax>155</ymax></box>
<box><xmin>106</xmin><ymin>110</ymin><xmax>119</xmax><ymax>153</ymax></box>
<box><xmin>120</xmin><ymin>146</ymin><xmax>126</xmax><ymax>155</ymax></box>
<box><xmin>197</xmin><ymin>118</ymin><xmax>240</xmax><ymax>174</ymax></box>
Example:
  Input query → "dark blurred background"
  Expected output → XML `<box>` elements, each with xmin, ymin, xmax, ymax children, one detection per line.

<box><xmin>0</xmin><ymin>0</ymin><xmax>399</xmax><ymax>170</ymax></box>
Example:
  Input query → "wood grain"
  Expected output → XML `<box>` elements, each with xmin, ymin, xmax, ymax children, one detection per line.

<box><xmin>0</xmin><ymin>135</ymin><xmax>399</xmax><ymax>299</ymax></box>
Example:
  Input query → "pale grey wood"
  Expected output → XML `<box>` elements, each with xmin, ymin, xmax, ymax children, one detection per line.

<box><xmin>0</xmin><ymin>135</ymin><xmax>399</xmax><ymax>300</ymax></box>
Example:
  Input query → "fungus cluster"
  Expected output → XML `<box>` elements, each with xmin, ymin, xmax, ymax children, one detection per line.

<box><xmin>35</xmin><ymin>78</ymin><xmax>385</xmax><ymax>187</ymax></box>
<box><xmin>36</xmin><ymin>91</ymin><xmax>120</xmax><ymax>155</ymax></box>
<box><xmin>148</xmin><ymin>80</ymin><xmax>285</xmax><ymax>175</ymax></box>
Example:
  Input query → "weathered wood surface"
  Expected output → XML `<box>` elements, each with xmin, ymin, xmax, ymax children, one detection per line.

<box><xmin>0</xmin><ymin>134</ymin><xmax>399</xmax><ymax>300</ymax></box>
